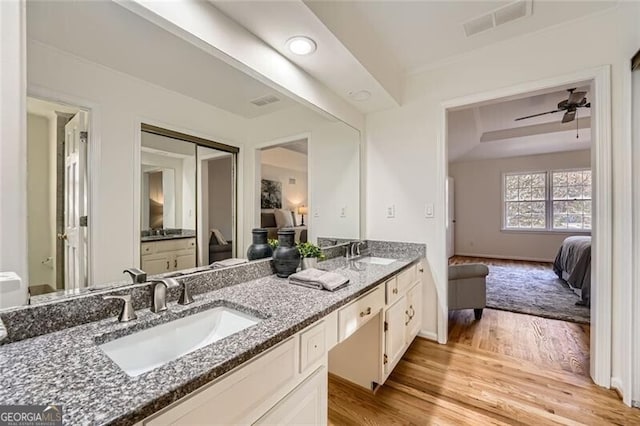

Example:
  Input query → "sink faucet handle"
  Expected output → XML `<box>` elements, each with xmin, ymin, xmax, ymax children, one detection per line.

<box><xmin>103</xmin><ymin>294</ymin><xmax>137</xmax><ymax>322</ymax></box>
<box><xmin>123</xmin><ymin>267</ymin><xmax>147</xmax><ymax>284</ymax></box>
<box><xmin>178</xmin><ymin>282</ymin><xmax>194</xmax><ymax>306</ymax></box>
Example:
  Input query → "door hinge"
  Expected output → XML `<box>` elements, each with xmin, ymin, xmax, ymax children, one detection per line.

<box><xmin>80</xmin><ymin>216</ymin><xmax>88</xmax><ymax>227</ymax></box>
<box><xmin>383</xmin><ymin>354</ymin><xmax>388</xmax><ymax>365</ymax></box>
<box><xmin>80</xmin><ymin>131</ymin><xmax>88</xmax><ymax>142</ymax></box>
<box><xmin>384</xmin><ymin>321</ymin><xmax>388</xmax><ymax>332</ymax></box>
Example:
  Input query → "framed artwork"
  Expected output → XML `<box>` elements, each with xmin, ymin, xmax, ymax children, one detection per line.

<box><xmin>261</xmin><ymin>179</ymin><xmax>282</xmax><ymax>209</ymax></box>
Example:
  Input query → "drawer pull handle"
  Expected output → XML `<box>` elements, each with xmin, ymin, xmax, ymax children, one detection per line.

<box><xmin>419</xmin><ymin>267</ymin><xmax>424</xmax><ymax>273</ymax></box>
<box><xmin>360</xmin><ymin>307</ymin><xmax>372</xmax><ymax>317</ymax></box>
<box><xmin>166</xmin><ymin>261</ymin><xmax>170</xmax><ymax>270</ymax></box>
<box><xmin>174</xmin><ymin>259</ymin><xmax>178</xmax><ymax>268</ymax></box>
<box><xmin>405</xmin><ymin>311</ymin><xmax>411</xmax><ymax>326</ymax></box>
<box><xmin>392</xmin><ymin>288</ymin><xmax>398</xmax><ymax>295</ymax></box>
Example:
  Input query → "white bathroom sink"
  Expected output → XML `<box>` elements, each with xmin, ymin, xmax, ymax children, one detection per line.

<box><xmin>99</xmin><ymin>306</ymin><xmax>261</xmax><ymax>377</ymax></box>
<box><xmin>356</xmin><ymin>256</ymin><xmax>396</xmax><ymax>266</ymax></box>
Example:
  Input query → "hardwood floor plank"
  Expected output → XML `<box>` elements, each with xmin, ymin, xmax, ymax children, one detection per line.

<box><xmin>328</xmin><ymin>309</ymin><xmax>639</xmax><ymax>425</ymax></box>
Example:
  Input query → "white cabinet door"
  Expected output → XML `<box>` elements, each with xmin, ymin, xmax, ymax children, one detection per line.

<box><xmin>174</xmin><ymin>251</ymin><xmax>196</xmax><ymax>271</ymax></box>
<box><xmin>142</xmin><ymin>254</ymin><xmax>171</xmax><ymax>275</ymax></box>
<box><xmin>384</xmin><ymin>295</ymin><xmax>407</xmax><ymax>377</ymax></box>
<box><xmin>256</xmin><ymin>366</ymin><xmax>327</xmax><ymax>426</ymax></box>
<box><xmin>406</xmin><ymin>282</ymin><xmax>422</xmax><ymax>343</ymax></box>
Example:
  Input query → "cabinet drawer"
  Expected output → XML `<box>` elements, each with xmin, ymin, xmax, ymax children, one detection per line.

<box><xmin>141</xmin><ymin>242</ymin><xmax>155</xmax><ymax>255</ymax></box>
<box><xmin>397</xmin><ymin>265</ymin><xmax>417</xmax><ymax>295</ymax></box>
<box><xmin>300</xmin><ymin>322</ymin><xmax>326</xmax><ymax>374</ymax></box>
<box><xmin>155</xmin><ymin>238</ymin><xmax>196</xmax><ymax>253</ymax></box>
<box><xmin>385</xmin><ymin>277</ymin><xmax>400</xmax><ymax>306</ymax></box>
<box><xmin>338</xmin><ymin>286</ymin><xmax>384</xmax><ymax>341</ymax></box>
<box><xmin>145</xmin><ymin>338</ymin><xmax>298</xmax><ymax>425</ymax></box>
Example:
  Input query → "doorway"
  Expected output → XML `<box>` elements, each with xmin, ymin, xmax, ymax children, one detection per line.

<box><xmin>26</xmin><ymin>96</ymin><xmax>91</xmax><ymax>295</ymax></box>
<box><xmin>256</xmin><ymin>138</ymin><xmax>309</xmax><ymax>244</ymax></box>
<box><xmin>439</xmin><ymin>67</ymin><xmax>612</xmax><ymax>388</ymax></box>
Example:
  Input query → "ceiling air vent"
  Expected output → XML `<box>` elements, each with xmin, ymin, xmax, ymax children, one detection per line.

<box><xmin>464</xmin><ymin>14</ymin><xmax>494</xmax><ymax>37</ymax></box>
<box><xmin>463</xmin><ymin>0</ymin><xmax>532</xmax><ymax>38</ymax></box>
<box><xmin>494</xmin><ymin>0</ymin><xmax>531</xmax><ymax>26</ymax></box>
<box><xmin>250</xmin><ymin>94</ymin><xmax>281</xmax><ymax>107</ymax></box>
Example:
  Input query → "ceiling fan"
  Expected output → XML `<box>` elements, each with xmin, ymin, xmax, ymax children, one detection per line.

<box><xmin>514</xmin><ymin>88</ymin><xmax>591</xmax><ymax>123</ymax></box>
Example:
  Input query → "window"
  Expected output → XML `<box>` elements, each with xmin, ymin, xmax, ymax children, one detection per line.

<box><xmin>552</xmin><ymin>170</ymin><xmax>592</xmax><ymax>230</ymax></box>
<box><xmin>503</xmin><ymin>169</ymin><xmax>591</xmax><ymax>232</ymax></box>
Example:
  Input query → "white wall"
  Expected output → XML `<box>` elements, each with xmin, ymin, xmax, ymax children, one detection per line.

<box><xmin>246</xmin><ymin>106</ymin><xmax>360</xmax><ymax>245</ymax></box>
<box><xmin>449</xmin><ymin>150</ymin><xmax>591</xmax><ymax>262</ymax></box>
<box><xmin>28</xmin><ymin>41</ymin><xmax>247</xmax><ymax>284</ymax></box>
<box><xmin>0</xmin><ymin>0</ymin><xmax>28</xmax><ymax>283</ymax></box>
<box><xmin>26</xmin><ymin>113</ymin><xmax>54</xmax><ymax>287</ymax></box>
<box><xmin>365</xmin><ymin>3</ymin><xmax>639</xmax><ymax>390</ymax></box>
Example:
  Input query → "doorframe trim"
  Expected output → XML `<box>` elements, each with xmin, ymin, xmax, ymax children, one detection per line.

<box><xmin>27</xmin><ymin>85</ymin><xmax>102</xmax><ymax>289</ymax></box>
<box><xmin>438</xmin><ymin>65</ymin><xmax>612</xmax><ymax>387</ymax></box>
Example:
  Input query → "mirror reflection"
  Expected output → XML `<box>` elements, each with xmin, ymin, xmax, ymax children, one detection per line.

<box><xmin>15</xmin><ymin>0</ymin><xmax>361</xmax><ymax>308</ymax></box>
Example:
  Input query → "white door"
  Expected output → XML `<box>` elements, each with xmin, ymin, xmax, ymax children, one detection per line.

<box><xmin>63</xmin><ymin>111</ymin><xmax>88</xmax><ymax>291</ymax></box>
<box><xmin>384</xmin><ymin>295</ymin><xmax>407</xmax><ymax>378</ymax></box>
<box><xmin>446</xmin><ymin>176</ymin><xmax>455</xmax><ymax>258</ymax></box>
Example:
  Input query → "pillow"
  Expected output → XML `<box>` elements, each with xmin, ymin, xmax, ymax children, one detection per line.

<box><xmin>210</xmin><ymin>228</ymin><xmax>228</xmax><ymax>245</ymax></box>
<box><xmin>274</xmin><ymin>209</ymin><xmax>294</xmax><ymax>229</ymax></box>
<box><xmin>261</xmin><ymin>212</ymin><xmax>277</xmax><ymax>228</ymax></box>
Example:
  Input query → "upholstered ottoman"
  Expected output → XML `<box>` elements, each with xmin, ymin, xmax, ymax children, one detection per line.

<box><xmin>448</xmin><ymin>263</ymin><xmax>489</xmax><ymax>320</ymax></box>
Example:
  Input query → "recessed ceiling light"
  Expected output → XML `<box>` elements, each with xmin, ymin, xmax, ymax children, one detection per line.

<box><xmin>348</xmin><ymin>90</ymin><xmax>372</xmax><ymax>102</ymax></box>
<box><xmin>286</xmin><ymin>36</ymin><xmax>317</xmax><ymax>56</ymax></box>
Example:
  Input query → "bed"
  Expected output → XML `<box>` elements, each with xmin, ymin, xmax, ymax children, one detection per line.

<box><xmin>553</xmin><ymin>236</ymin><xmax>591</xmax><ymax>307</ymax></box>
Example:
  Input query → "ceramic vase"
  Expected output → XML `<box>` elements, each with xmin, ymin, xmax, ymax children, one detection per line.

<box><xmin>272</xmin><ymin>229</ymin><xmax>300</xmax><ymax>278</ymax></box>
<box><xmin>246</xmin><ymin>228</ymin><xmax>273</xmax><ymax>261</ymax></box>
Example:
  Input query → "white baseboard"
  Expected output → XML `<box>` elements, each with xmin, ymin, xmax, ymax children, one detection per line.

<box><xmin>454</xmin><ymin>252</ymin><xmax>554</xmax><ymax>263</ymax></box>
<box><xmin>611</xmin><ymin>377</ymin><xmax>625</xmax><ymax>401</ymax></box>
<box><xmin>418</xmin><ymin>330</ymin><xmax>438</xmax><ymax>342</ymax></box>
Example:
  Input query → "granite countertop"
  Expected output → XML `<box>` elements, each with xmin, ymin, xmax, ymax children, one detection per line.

<box><xmin>140</xmin><ymin>230</ymin><xmax>196</xmax><ymax>242</ymax></box>
<box><xmin>0</xmin><ymin>252</ymin><xmax>421</xmax><ymax>425</ymax></box>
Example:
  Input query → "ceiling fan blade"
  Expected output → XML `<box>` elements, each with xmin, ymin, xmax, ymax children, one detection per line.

<box><xmin>567</xmin><ymin>91</ymin><xmax>586</xmax><ymax>104</ymax></box>
<box><xmin>514</xmin><ymin>109</ymin><xmax>562</xmax><ymax>121</ymax></box>
<box><xmin>562</xmin><ymin>110</ymin><xmax>576</xmax><ymax>123</ymax></box>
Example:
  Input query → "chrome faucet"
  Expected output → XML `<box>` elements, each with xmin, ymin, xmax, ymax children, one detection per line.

<box><xmin>123</xmin><ymin>267</ymin><xmax>147</xmax><ymax>284</ymax></box>
<box><xmin>103</xmin><ymin>294</ymin><xmax>137</xmax><ymax>322</ymax></box>
<box><xmin>149</xmin><ymin>278</ymin><xmax>180</xmax><ymax>313</ymax></box>
<box><xmin>351</xmin><ymin>241</ymin><xmax>363</xmax><ymax>258</ymax></box>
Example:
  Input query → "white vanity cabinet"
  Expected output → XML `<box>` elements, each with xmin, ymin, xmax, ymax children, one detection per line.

<box><xmin>140</xmin><ymin>319</ymin><xmax>334</xmax><ymax>426</ymax></box>
<box><xmin>141</xmin><ymin>238</ymin><xmax>196</xmax><ymax>275</ymax></box>
<box><xmin>329</xmin><ymin>261</ymin><xmax>424</xmax><ymax>389</ymax></box>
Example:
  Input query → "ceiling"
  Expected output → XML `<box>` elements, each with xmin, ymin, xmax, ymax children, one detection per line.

<box><xmin>448</xmin><ymin>84</ymin><xmax>592</xmax><ymax>162</ymax></box>
<box><xmin>26</xmin><ymin>0</ymin><xmax>298</xmax><ymax>119</ymax></box>
<box><xmin>279</xmin><ymin>139</ymin><xmax>309</xmax><ymax>156</ymax></box>
<box><xmin>311</xmin><ymin>1</ymin><xmax>617</xmax><ymax>74</ymax></box>
<box><xmin>210</xmin><ymin>0</ymin><xmax>616</xmax><ymax>114</ymax></box>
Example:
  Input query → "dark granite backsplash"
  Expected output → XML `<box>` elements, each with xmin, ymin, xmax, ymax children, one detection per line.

<box><xmin>0</xmin><ymin>259</ymin><xmax>275</xmax><ymax>344</ymax></box>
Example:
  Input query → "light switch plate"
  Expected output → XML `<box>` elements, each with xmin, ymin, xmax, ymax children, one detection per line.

<box><xmin>313</xmin><ymin>209</ymin><xmax>320</xmax><ymax>218</ymax></box>
<box><xmin>425</xmin><ymin>203</ymin><xmax>434</xmax><ymax>218</ymax></box>
<box><xmin>386</xmin><ymin>205</ymin><xmax>395</xmax><ymax>218</ymax></box>
<box><xmin>340</xmin><ymin>206</ymin><xmax>346</xmax><ymax>218</ymax></box>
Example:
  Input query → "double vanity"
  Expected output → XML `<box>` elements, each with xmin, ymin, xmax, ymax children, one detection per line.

<box><xmin>0</xmin><ymin>240</ymin><xmax>425</xmax><ymax>425</ymax></box>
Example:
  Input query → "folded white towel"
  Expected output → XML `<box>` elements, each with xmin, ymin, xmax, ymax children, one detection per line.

<box><xmin>212</xmin><ymin>258</ymin><xmax>248</xmax><ymax>268</ymax></box>
<box><xmin>288</xmin><ymin>268</ymin><xmax>349</xmax><ymax>292</ymax></box>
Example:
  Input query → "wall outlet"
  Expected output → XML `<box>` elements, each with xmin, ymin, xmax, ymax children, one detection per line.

<box><xmin>386</xmin><ymin>205</ymin><xmax>395</xmax><ymax>218</ymax></box>
<box><xmin>425</xmin><ymin>203</ymin><xmax>434</xmax><ymax>218</ymax></box>
<box><xmin>339</xmin><ymin>206</ymin><xmax>346</xmax><ymax>218</ymax></box>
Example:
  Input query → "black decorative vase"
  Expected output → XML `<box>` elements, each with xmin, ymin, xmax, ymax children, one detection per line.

<box><xmin>247</xmin><ymin>228</ymin><xmax>273</xmax><ymax>260</ymax></box>
<box><xmin>272</xmin><ymin>229</ymin><xmax>300</xmax><ymax>278</ymax></box>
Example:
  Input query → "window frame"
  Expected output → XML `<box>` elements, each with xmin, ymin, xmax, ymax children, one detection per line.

<box><xmin>501</xmin><ymin>168</ymin><xmax>592</xmax><ymax>234</ymax></box>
